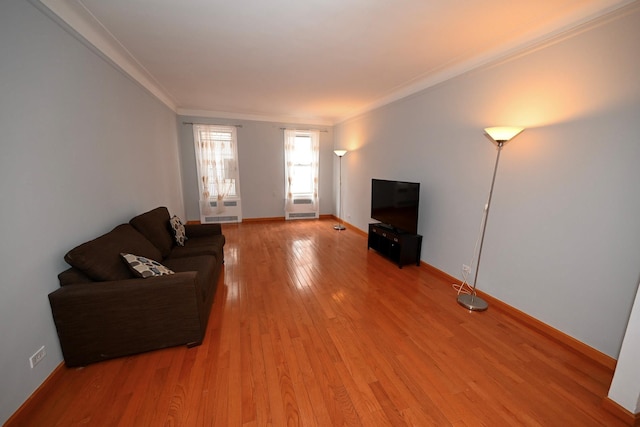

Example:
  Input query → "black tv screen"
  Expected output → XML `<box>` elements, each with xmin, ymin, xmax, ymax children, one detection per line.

<box><xmin>371</xmin><ymin>179</ymin><xmax>420</xmax><ymax>234</ymax></box>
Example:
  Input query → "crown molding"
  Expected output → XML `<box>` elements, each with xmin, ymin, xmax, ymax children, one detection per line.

<box><xmin>177</xmin><ymin>108</ymin><xmax>334</xmax><ymax>127</ymax></box>
<box><xmin>31</xmin><ymin>0</ymin><xmax>637</xmax><ymax>126</ymax></box>
<box><xmin>336</xmin><ymin>0</ymin><xmax>639</xmax><ymax>125</ymax></box>
<box><xmin>33</xmin><ymin>0</ymin><xmax>178</xmax><ymax>112</ymax></box>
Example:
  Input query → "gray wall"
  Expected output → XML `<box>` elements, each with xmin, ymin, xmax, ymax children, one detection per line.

<box><xmin>178</xmin><ymin>116</ymin><xmax>334</xmax><ymax>221</ymax></box>
<box><xmin>0</xmin><ymin>1</ymin><xmax>183</xmax><ymax>423</ymax></box>
<box><xmin>334</xmin><ymin>5</ymin><xmax>640</xmax><ymax>358</ymax></box>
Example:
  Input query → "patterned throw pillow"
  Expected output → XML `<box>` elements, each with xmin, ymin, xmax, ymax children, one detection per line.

<box><xmin>169</xmin><ymin>215</ymin><xmax>187</xmax><ymax>247</ymax></box>
<box><xmin>120</xmin><ymin>253</ymin><xmax>174</xmax><ymax>278</ymax></box>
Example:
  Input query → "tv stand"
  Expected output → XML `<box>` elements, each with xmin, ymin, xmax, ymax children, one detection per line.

<box><xmin>376</xmin><ymin>223</ymin><xmax>396</xmax><ymax>232</ymax></box>
<box><xmin>367</xmin><ymin>223</ymin><xmax>422</xmax><ymax>268</ymax></box>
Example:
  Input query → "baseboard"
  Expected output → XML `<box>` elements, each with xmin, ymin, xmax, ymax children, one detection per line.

<box><xmin>243</xmin><ymin>216</ymin><xmax>285</xmax><ymax>222</ymax></box>
<box><xmin>191</xmin><ymin>215</ymin><xmax>340</xmax><ymax>224</ymax></box>
<box><xmin>348</xmin><ymin>222</ymin><xmax>368</xmax><ymax>237</ymax></box>
<box><xmin>420</xmin><ymin>262</ymin><xmax>617</xmax><ymax>371</ymax></box>
<box><xmin>602</xmin><ymin>397</ymin><xmax>640</xmax><ymax>426</ymax></box>
<box><xmin>243</xmin><ymin>215</ymin><xmax>338</xmax><ymax>222</ymax></box>
<box><xmin>4</xmin><ymin>362</ymin><xmax>66</xmax><ymax>427</ymax></box>
<box><xmin>327</xmin><ymin>217</ymin><xmax>368</xmax><ymax>236</ymax></box>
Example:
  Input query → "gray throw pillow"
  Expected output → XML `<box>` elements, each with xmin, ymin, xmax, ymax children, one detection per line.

<box><xmin>170</xmin><ymin>215</ymin><xmax>187</xmax><ymax>247</ymax></box>
<box><xmin>120</xmin><ymin>253</ymin><xmax>174</xmax><ymax>278</ymax></box>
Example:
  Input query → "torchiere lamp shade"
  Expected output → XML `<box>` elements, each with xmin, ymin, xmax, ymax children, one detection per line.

<box><xmin>484</xmin><ymin>127</ymin><xmax>524</xmax><ymax>143</ymax></box>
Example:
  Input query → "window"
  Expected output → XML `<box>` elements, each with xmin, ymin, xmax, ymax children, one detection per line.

<box><xmin>289</xmin><ymin>134</ymin><xmax>314</xmax><ymax>195</ymax></box>
<box><xmin>284</xmin><ymin>129</ymin><xmax>320</xmax><ymax>218</ymax></box>
<box><xmin>193</xmin><ymin>124</ymin><xmax>241</xmax><ymax>205</ymax></box>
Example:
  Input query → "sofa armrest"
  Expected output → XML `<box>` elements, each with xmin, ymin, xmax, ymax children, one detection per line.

<box><xmin>184</xmin><ymin>223</ymin><xmax>222</xmax><ymax>238</ymax></box>
<box><xmin>48</xmin><ymin>272</ymin><xmax>203</xmax><ymax>366</ymax></box>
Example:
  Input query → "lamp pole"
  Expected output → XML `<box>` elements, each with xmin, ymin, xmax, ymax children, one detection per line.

<box><xmin>457</xmin><ymin>142</ymin><xmax>503</xmax><ymax>311</ymax></box>
<box><xmin>333</xmin><ymin>150</ymin><xmax>347</xmax><ymax>231</ymax></box>
<box><xmin>457</xmin><ymin>127</ymin><xmax>523</xmax><ymax>311</ymax></box>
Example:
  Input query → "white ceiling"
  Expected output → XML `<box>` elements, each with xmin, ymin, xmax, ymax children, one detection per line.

<box><xmin>39</xmin><ymin>0</ymin><xmax>633</xmax><ymax>125</ymax></box>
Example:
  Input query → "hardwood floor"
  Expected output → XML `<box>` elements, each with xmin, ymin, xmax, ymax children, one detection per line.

<box><xmin>9</xmin><ymin>219</ymin><xmax>624</xmax><ymax>426</ymax></box>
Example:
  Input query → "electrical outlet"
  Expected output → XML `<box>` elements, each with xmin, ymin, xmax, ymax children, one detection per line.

<box><xmin>29</xmin><ymin>346</ymin><xmax>46</xmax><ymax>369</ymax></box>
<box><xmin>462</xmin><ymin>264</ymin><xmax>471</xmax><ymax>274</ymax></box>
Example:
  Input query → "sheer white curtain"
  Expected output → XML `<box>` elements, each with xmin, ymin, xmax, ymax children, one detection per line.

<box><xmin>192</xmin><ymin>124</ymin><xmax>240</xmax><ymax>215</ymax></box>
<box><xmin>308</xmin><ymin>131</ymin><xmax>320</xmax><ymax>211</ymax></box>
<box><xmin>284</xmin><ymin>129</ymin><xmax>320</xmax><ymax>217</ymax></box>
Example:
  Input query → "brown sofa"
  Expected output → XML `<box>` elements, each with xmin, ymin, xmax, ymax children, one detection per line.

<box><xmin>48</xmin><ymin>207</ymin><xmax>225</xmax><ymax>367</ymax></box>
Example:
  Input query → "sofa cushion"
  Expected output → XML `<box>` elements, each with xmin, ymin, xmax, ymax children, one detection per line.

<box><xmin>58</xmin><ymin>268</ymin><xmax>93</xmax><ymax>286</ymax></box>
<box><xmin>168</xmin><ymin>234</ymin><xmax>225</xmax><ymax>260</ymax></box>
<box><xmin>64</xmin><ymin>224</ymin><xmax>162</xmax><ymax>281</ymax></box>
<box><xmin>120</xmin><ymin>253</ymin><xmax>175</xmax><ymax>278</ymax></box>
<box><xmin>129</xmin><ymin>207</ymin><xmax>174</xmax><ymax>258</ymax></box>
<box><xmin>169</xmin><ymin>215</ymin><xmax>187</xmax><ymax>247</ymax></box>
<box><xmin>163</xmin><ymin>255</ymin><xmax>217</xmax><ymax>302</ymax></box>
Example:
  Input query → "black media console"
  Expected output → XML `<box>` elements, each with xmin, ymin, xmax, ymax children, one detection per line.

<box><xmin>367</xmin><ymin>223</ymin><xmax>422</xmax><ymax>268</ymax></box>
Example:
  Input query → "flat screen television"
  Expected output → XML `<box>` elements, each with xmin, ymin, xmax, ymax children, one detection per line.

<box><xmin>371</xmin><ymin>179</ymin><xmax>420</xmax><ymax>234</ymax></box>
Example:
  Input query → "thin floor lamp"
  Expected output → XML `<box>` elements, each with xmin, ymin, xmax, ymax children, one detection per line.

<box><xmin>333</xmin><ymin>149</ymin><xmax>347</xmax><ymax>230</ymax></box>
<box><xmin>457</xmin><ymin>127</ymin><xmax>524</xmax><ymax>311</ymax></box>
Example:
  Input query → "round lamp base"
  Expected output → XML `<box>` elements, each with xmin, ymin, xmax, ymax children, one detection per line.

<box><xmin>457</xmin><ymin>294</ymin><xmax>489</xmax><ymax>311</ymax></box>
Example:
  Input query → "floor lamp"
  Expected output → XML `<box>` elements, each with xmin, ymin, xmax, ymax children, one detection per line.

<box><xmin>333</xmin><ymin>149</ymin><xmax>347</xmax><ymax>230</ymax></box>
<box><xmin>457</xmin><ymin>127</ymin><xmax>524</xmax><ymax>311</ymax></box>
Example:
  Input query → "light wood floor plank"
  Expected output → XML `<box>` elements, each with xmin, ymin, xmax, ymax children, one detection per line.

<box><xmin>7</xmin><ymin>219</ymin><xmax>626</xmax><ymax>426</ymax></box>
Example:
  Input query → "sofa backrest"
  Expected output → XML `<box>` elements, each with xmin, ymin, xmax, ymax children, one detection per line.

<box><xmin>64</xmin><ymin>224</ymin><xmax>162</xmax><ymax>282</ymax></box>
<box><xmin>129</xmin><ymin>207</ymin><xmax>174</xmax><ymax>258</ymax></box>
